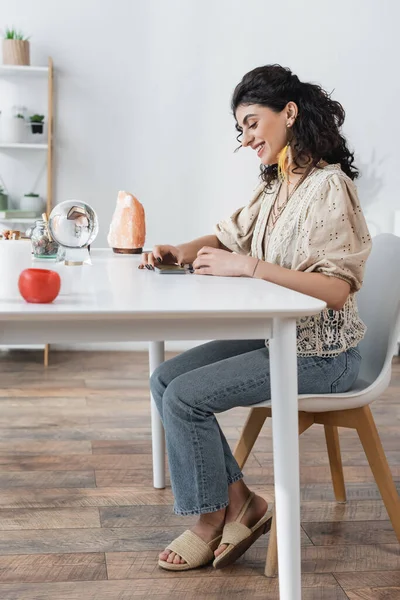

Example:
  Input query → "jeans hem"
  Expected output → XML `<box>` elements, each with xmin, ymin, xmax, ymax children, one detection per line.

<box><xmin>174</xmin><ymin>499</ymin><xmax>230</xmax><ymax>516</ymax></box>
<box><xmin>227</xmin><ymin>472</ymin><xmax>244</xmax><ymax>485</ymax></box>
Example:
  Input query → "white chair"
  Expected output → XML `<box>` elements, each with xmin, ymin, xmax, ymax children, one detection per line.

<box><xmin>233</xmin><ymin>233</ymin><xmax>400</xmax><ymax>576</ymax></box>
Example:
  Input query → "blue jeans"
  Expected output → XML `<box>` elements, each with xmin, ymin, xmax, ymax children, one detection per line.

<box><xmin>150</xmin><ymin>339</ymin><xmax>361</xmax><ymax>516</ymax></box>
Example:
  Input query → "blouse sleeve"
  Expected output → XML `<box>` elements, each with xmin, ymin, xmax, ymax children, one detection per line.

<box><xmin>295</xmin><ymin>173</ymin><xmax>372</xmax><ymax>292</ymax></box>
<box><xmin>214</xmin><ymin>184</ymin><xmax>265</xmax><ymax>254</ymax></box>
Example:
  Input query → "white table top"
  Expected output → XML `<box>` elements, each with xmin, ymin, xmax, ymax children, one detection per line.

<box><xmin>0</xmin><ymin>249</ymin><xmax>326</xmax><ymax>321</ymax></box>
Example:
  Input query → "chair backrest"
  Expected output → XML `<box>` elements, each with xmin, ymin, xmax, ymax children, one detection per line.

<box><xmin>357</xmin><ymin>233</ymin><xmax>400</xmax><ymax>385</ymax></box>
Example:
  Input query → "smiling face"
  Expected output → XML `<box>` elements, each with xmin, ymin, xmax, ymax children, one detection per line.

<box><xmin>235</xmin><ymin>103</ymin><xmax>297</xmax><ymax>165</ymax></box>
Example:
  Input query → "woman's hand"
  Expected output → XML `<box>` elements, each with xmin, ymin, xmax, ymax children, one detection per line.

<box><xmin>139</xmin><ymin>245</ymin><xmax>185</xmax><ymax>270</ymax></box>
<box><xmin>192</xmin><ymin>247</ymin><xmax>256</xmax><ymax>277</ymax></box>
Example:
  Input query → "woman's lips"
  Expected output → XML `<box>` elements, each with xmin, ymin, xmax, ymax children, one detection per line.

<box><xmin>257</xmin><ymin>143</ymin><xmax>265</xmax><ymax>157</ymax></box>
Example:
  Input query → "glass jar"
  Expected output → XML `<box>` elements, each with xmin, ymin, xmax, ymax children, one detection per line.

<box><xmin>27</xmin><ymin>219</ymin><xmax>59</xmax><ymax>259</ymax></box>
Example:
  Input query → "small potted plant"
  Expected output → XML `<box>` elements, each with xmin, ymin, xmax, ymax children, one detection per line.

<box><xmin>29</xmin><ymin>114</ymin><xmax>45</xmax><ymax>135</ymax></box>
<box><xmin>0</xmin><ymin>185</ymin><xmax>8</xmax><ymax>211</ymax></box>
<box><xmin>20</xmin><ymin>192</ymin><xmax>45</xmax><ymax>213</ymax></box>
<box><xmin>15</xmin><ymin>113</ymin><xmax>26</xmax><ymax>141</ymax></box>
<box><xmin>1</xmin><ymin>110</ymin><xmax>26</xmax><ymax>143</ymax></box>
<box><xmin>2</xmin><ymin>27</ymin><xmax>30</xmax><ymax>66</ymax></box>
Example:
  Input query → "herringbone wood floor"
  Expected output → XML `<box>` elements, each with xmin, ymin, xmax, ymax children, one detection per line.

<box><xmin>0</xmin><ymin>349</ymin><xmax>399</xmax><ymax>599</ymax></box>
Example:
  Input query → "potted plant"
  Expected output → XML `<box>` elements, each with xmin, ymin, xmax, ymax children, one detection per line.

<box><xmin>2</xmin><ymin>27</ymin><xmax>30</xmax><ymax>66</ymax></box>
<box><xmin>0</xmin><ymin>186</ymin><xmax>8</xmax><ymax>211</ymax></box>
<box><xmin>15</xmin><ymin>113</ymin><xmax>26</xmax><ymax>141</ymax></box>
<box><xmin>20</xmin><ymin>192</ymin><xmax>45</xmax><ymax>213</ymax></box>
<box><xmin>29</xmin><ymin>114</ymin><xmax>45</xmax><ymax>135</ymax></box>
<box><xmin>1</xmin><ymin>111</ymin><xmax>26</xmax><ymax>143</ymax></box>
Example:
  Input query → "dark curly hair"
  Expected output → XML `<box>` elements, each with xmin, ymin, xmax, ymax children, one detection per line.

<box><xmin>232</xmin><ymin>64</ymin><xmax>359</xmax><ymax>188</ymax></box>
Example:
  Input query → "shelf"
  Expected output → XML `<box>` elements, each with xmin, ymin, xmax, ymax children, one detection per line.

<box><xmin>0</xmin><ymin>218</ymin><xmax>37</xmax><ymax>223</ymax></box>
<box><xmin>0</xmin><ymin>143</ymin><xmax>48</xmax><ymax>150</ymax></box>
<box><xmin>0</xmin><ymin>57</ymin><xmax>52</xmax><ymax>363</ymax></box>
<box><xmin>0</xmin><ymin>65</ymin><xmax>48</xmax><ymax>76</ymax></box>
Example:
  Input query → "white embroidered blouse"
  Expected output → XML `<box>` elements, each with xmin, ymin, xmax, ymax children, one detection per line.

<box><xmin>215</xmin><ymin>164</ymin><xmax>372</xmax><ymax>357</ymax></box>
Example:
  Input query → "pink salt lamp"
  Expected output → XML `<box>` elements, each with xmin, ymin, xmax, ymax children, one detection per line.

<box><xmin>107</xmin><ymin>191</ymin><xmax>146</xmax><ymax>254</ymax></box>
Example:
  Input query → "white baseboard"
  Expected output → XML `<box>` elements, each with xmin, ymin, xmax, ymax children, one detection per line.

<box><xmin>51</xmin><ymin>341</ymin><xmax>208</xmax><ymax>352</ymax></box>
<box><xmin>0</xmin><ymin>345</ymin><xmax>44</xmax><ymax>350</ymax></box>
<box><xmin>0</xmin><ymin>341</ymin><xmax>209</xmax><ymax>352</ymax></box>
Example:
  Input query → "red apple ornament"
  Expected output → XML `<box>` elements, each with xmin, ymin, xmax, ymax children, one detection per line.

<box><xmin>18</xmin><ymin>268</ymin><xmax>61</xmax><ymax>303</ymax></box>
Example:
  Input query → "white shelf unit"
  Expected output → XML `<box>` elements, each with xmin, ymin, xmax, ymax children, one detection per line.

<box><xmin>0</xmin><ymin>65</ymin><xmax>49</xmax><ymax>75</ymax></box>
<box><xmin>0</xmin><ymin>60</ymin><xmax>54</xmax><ymax>367</ymax></box>
<box><xmin>0</xmin><ymin>58</ymin><xmax>53</xmax><ymax>215</ymax></box>
<box><xmin>0</xmin><ymin>143</ymin><xmax>48</xmax><ymax>149</ymax></box>
<box><xmin>0</xmin><ymin>217</ymin><xmax>37</xmax><ymax>224</ymax></box>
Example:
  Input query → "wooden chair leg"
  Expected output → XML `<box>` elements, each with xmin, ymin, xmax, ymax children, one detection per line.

<box><xmin>264</xmin><ymin>412</ymin><xmax>314</xmax><ymax>578</ymax></box>
<box><xmin>356</xmin><ymin>405</ymin><xmax>400</xmax><ymax>542</ymax></box>
<box><xmin>324</xmin><ymin>425</ymin><xmax>346</xmax><ymax>503</ymax></box>
<box><xmin>44</xmin><ymin>344</ymin><xmax>49</xmax><ymax>368</ymax></box>
<box><xmin>265</xmin><ymin>505</ymin><xmax>278</xmax><ymax>577</ymax></box>
<box><xmin>233</xmin><ymin>407</ymin><xmax>270</xmax><ymax>469</ymax></box>
<box><xmin>298</xmin><ymin>411</ymin><xmax>314</xmax><ymax>436</ymax></box>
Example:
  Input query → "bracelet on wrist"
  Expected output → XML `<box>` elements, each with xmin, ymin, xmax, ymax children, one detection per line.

<box><xmin>251</xmin><ymin>258</ymin><xmax>260</xmax><ymax>278</ymax></box>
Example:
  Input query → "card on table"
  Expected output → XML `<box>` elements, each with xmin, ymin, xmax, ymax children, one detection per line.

<box><xmin>154</xmin><ymin>263</ymin><xmax>188</xmax><ymax>274</ymax></box>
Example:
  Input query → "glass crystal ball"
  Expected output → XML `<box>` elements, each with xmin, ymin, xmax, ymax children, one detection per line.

<box><xmin>48</xmin><ymin>200</ymin><xmax>98</xmax><ymax>248</ymax></box>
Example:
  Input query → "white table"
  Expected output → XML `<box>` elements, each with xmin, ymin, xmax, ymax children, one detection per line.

<box><xmin>0</xmin><ymin>249</ymin><xmax>325</xmax><ymax>600</ymax></box>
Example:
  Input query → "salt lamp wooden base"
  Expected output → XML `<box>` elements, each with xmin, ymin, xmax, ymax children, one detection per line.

<box><xmin>112</xmin><ymin>247</ymin><xmax>143</xmax><ymax>254</ymax></box>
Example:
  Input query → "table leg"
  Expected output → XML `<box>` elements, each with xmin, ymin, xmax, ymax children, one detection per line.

<box><xmin>269</xmin><ymin>318</ymin><xmax>301</xmax><ymax>600</ymax></box>
<box><xmin>149</xmin><ymin>341</ymin><xmax>166</xmax><ymax>489</ymax></box>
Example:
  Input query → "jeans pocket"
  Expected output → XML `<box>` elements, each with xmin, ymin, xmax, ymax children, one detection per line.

<box><xmin>330</xmin><ymin>352</ymin><xmax>349</xmax><ymax>393</ymax></box>
<box><xmin>330</xmin><ymin>348</ymin><xmax>361</xmax><ymax>393</ymax></box>
<box><xmin>348</xmin><ymin>346</ymin><xmax>362</xmax><ymax>361</ymax></box>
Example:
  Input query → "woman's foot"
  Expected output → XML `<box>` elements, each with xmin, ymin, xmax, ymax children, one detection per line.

<box><xmin>159</xmin><ymin>509</ymin><xmax>226</xmax><ymax>565</ymax></box>
<box><xmin>214</xmin><ymin>485</ymin><xmax>268</xmax><ymax>558</ymax></box>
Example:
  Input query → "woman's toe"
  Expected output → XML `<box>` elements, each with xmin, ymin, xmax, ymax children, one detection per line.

<box><xmin>159</xmin><ymin>549</ymin><xmax>171</xmax><ymax>561</ymax></box>
<box><xmin>167</xmin><ymin>551</ymin><xmax>176</xmax><ymax>563</ymax></box>
<box><xmin>173</xmin><ymin>554</ymin><xmax>182</xmax><ymax>564</ymax></box>
<box><xmin>214</xmin><ymin>544</ymin><xmax>228</xmax><ymax>557</ymax></box>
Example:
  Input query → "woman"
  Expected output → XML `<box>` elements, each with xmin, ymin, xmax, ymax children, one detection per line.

<box><xmin>139</xmin><ymin>64</ymin><xmax>372</xmax><ymax>571</ymax></box>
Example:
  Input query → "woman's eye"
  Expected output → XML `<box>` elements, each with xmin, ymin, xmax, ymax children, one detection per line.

<box><xmin>249</xmin><ymin>122</ymin><xmax>258</xmax><ymax>129</ymax></box>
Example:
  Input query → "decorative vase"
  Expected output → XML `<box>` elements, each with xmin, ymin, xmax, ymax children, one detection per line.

<box><xmin>20</xmin><ymin>194</ymin><xmax>45</xmax><ymax>213</ymax></box>
<box><xmin>107</xmin><ymin>191</ymin><xmax>146</xmax><ymax>254</ymax></box>
<box><xmin>0</xmin><ymin>191</ymin><xmax>8</xmax><ymax>211</ymax></box>
<box><xmin>1</xmin><ymin>116</ymin><xmax>25</xmax><ymax>143</ymax></box>
<box><xmin>2</xmin><ymin>40</ymin><xmax>30</xmax><ymax>66</ymax></box>
<box><xmin>0</xmin><ymin>238</ymin><xmax>32</xmax><ymax>299</ymax></box>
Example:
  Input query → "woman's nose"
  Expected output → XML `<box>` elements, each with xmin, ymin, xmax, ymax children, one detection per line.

<box><xmin>241</xmin><ymin>130</ymin><xmax>253</xmax><ymax>148</ymax></box>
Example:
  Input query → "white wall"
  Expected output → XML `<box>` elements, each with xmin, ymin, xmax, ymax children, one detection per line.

<box><xmin>1</xmin><ymin>0</ymin><xmax>399</xmax><ymax>247</ymax></box>
<box><xmin>1</xmin><ymin>0</ymin><xmax>399</xmax><ymax>351</ymax></box>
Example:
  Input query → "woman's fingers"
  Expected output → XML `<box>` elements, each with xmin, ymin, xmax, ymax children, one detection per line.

<box><xmin>193</xmin><ymin>266</ymin><xmax>211</xmax><ymax>275</ymax></box>
<box><xmin>139</xmin><ymin>252</ymin><xmax>155</xmax><ymax>270</ymax></box>
<box><xmin>139</xmin><ymin>253</ymin><xmax>149</xmax><ymax>269</ymax></box>
<box><xmin>193</xmin><ymin>254</ymin><xmax>211</xmax><ymax>270</ymax></box>
<box><xmin>197</xmin><ymin>246</ymin><xmax>214</xmax><ymax>256</ymax></box>
<box><xmin>153</xmin><ymin>246</ymin><xmax>180</xmax><ymax>265</ymax></box>
<box><xmin>152</xmin><ymin>246</ymin><xmax>164</xmax><ymax>264</ymax></box>
<box><xmin>139</xmin><ymin>245</ymin><xmax>182</xmax><ymax>271</ymax></box>
<box><xmin>193</xmin><ymin>260</ymin><xmax>212</xmax><ymax>275</ymax></box>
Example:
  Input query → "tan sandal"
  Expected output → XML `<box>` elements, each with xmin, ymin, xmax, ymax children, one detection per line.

<box><xmin>158</xmin><ymin>530</ymin><xmax>222</xmax><ymax>571</ymax></box>
<box><xmin>213</xmin><ymin>492</ymin><xmax>273</xmax><ymax>569</ymax></box>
